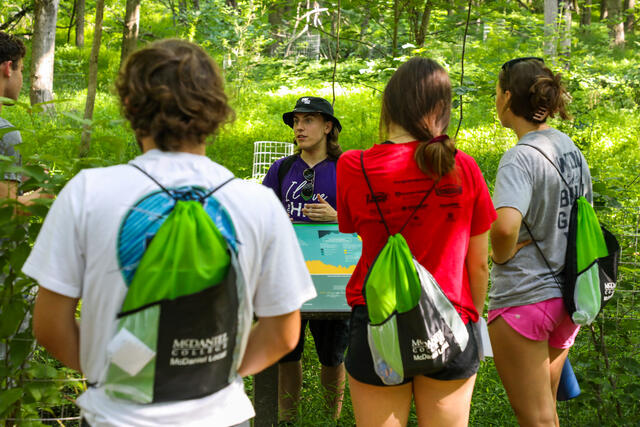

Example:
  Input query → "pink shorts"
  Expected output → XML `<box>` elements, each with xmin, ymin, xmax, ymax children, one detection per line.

<box><xmin>488</xmin><ymin>298</ymin><xmax>580</xmax><ymax>349</ymax></box>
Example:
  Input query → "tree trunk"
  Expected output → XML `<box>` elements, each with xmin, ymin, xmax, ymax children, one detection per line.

<box><xmin>410</xmin><ymin>0</ymin><xmax>432</xmax><ymax>48</ymax></box>
<box><xmin>284</xmin><ymin>2</ymin><xmax>308</xmax><ymax>58</ymax></box>
<box><xmin>30</xmin><ymin>0</ymin><xmax>59</xmax><ymax>109</ymax></box>
<box><xmin>76</xmin><ymin>0</ymin><xmax>85</xmax><ymax>47</ymax></box>
<box><xmin>120</xmin><ymin>0</ymin><xmax>141</xmax><ymax>67</ymax></box>
<box><xmin>66</xmin><ymin>0</ymin><xmax>76</xmax><ymax>44</ymax></box>
<box><xmin>624</xmin><ymin>0</ymin><xmax>636</xmax><ymax>32</ymax></box>
<box><xmin>178</xmin><ymin>0</ymin><xmax>188</xmax><ymax>24</ymax></box>
<box><xmin>581</xmin><ymin>0</ymin><xmax>592</xmax><ymax>26</ymax></box>
<box><xmin>609</xmin><ymin>0</ymin><xmax>625</xmax><ymax>46</ymax></box>
<box><xmin>601</xmin><ymin>0</ymin><xmax>609</xmax><ymax>20</ymax></box>
<box><xmin>543</xmin><ymin>0</ymin><xmax>558</xmax><ymax>58</ymax></box>
<box><xmin>559</xmin><ymin>0</ymin><xmax>572</xmax><ymax>70</ymax></box>
<box><xmin>168</xmin><ymin>0</ymin><xmax>177</xmax><ymax>27</ymax></box>
<box><xmin>80</xmin><ymin>0</ymin><xmax>106</xmax><ymax>157</ymax></box>
<box><xmin>267</xmin><ymin>2</ymin><xmax>286</xmax><ymax>55</ymax></box>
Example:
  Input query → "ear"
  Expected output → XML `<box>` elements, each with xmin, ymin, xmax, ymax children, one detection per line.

<box><xmin>503</xmin><ymin>89</ymin><xmax>512</xmax><ymax>105</ymax></box>
<box><xmin>0</xmin><ymin>61</ymin><xmax>11</xmax><ymax>78</ymax></box>
<box><xmin>324</xmin><ymin>120</ymin><xmax>333</xmax><ymax>135</ymax></box>
<box><xmin>498</xmin><ymin>89</ymin><xmax>513</xmax><ymax>115</ymax></box>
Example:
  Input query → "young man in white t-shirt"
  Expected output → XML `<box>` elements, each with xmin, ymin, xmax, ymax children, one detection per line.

<box><xmin>23</xmin><ymin>39</ymin><xmax>316</xmax><ymax>427</ymax></box>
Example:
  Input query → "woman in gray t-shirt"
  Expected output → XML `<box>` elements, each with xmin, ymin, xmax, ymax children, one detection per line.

<box><xmin>488</xmin><ymin>58</ymin><xmax>590</xmax><ymax>426</ymax></box>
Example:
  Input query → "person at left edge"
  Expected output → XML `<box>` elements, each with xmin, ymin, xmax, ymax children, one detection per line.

<box><xmin>0</xmin><ymin>31</ymin><xmax>50</xmax><ymax>207</ymax></box>
<box><xmin>262</xmin><ymin>96</ymin><xmax>349</xmax><ymax>423</ymax></box>
<box><xmin>0</xmin><ymin>31</ymin><xmax>25</xmax><ymax>201</ymax></box>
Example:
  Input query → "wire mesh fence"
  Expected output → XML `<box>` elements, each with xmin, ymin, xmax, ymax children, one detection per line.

<box><xmin>251</xmin><ymin>141</ymin><xmax>294</xmax><ymax>183</ymax></box>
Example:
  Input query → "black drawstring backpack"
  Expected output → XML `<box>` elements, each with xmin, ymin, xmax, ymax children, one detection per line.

<box><xmin>360</xmin><ymin>152</ymin><xmax>469</xmax><ymax>385</ymax></box>
<box><xmin>520</xmin><ymin>144</ymin><xmax>620</xmax><ymax>325</ymax></box>
<box><xmin>101</xmin><ymin>165</ymin><xmax>250</xmax><ymax>403</ymax></box>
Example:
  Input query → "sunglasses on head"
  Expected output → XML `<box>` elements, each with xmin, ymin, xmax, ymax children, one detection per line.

<box><xmin>301</xmin><ymin>168</ymin><xmax>315</xmax><ymax>201</ymax></box>
<box><xmin>501</xmin><ymin>57</ymin><xmax>544</xmax><ymax>71</ymax></box>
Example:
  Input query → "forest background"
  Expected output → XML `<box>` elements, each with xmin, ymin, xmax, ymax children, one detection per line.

<box><xmin>1</xmin><ymin>0</ymin><xmax>639</xmax><ymax>425</ymax></box>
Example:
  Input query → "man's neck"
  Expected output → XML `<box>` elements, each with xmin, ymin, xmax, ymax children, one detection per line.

<box><xmin>300</xmin><ymin>145</ymin><xmax>328</xmax><ymax>168</ymax></box>
<box><xmin>0</xmin><ymin>80</ymin><xmax>6</xmax><ymax>114</ymax></box>
<box><xmin>140</xmin><ymin>136</ymin><xmax>206</xmax><ymax>155</ymax></box>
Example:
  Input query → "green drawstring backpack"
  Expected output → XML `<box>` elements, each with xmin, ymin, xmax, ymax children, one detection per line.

<box><xmin>520</xmin><ymin>144</ymin><xmax>619</xmax><ymax>326</ymax></box>
<box><xmin>360</xmin><ymin>152</ymin><xmax>469</xmax><ymax>385</ymax></box>
<box><xmin>102</xmin><ymin>165</ymin><xmax>249</xmax><ymax>404</ymax></box>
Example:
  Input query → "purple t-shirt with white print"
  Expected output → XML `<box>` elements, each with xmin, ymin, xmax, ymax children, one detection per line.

<box><xmin>262</xmin><ymin>155</ymin><xmax>337</xmax><ymax>223</ymax></box>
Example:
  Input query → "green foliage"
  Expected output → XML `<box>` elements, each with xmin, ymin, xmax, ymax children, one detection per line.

<box><xmin>1</xmin><ymin>0</ymin><xmax>639</xmax><ymax>424</ymax></box>
<box><xmin>0</xmin><ymin>101</ymin><xmax>116</xmax><ymax>423</ymax></box>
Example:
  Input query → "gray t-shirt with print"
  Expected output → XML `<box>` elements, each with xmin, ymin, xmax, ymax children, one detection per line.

<box><xmin>0</xmin><ymin>117</ymin><xmax>22</xmax><ymax>182</ymax></box>
<box><xmin>489</xmin><ymin>128</ymin><xmax>592</xmax><ymax>310</ymax></box>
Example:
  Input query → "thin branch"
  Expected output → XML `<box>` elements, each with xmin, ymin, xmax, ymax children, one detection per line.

<box><xmin>356</xmin><ymin>81</ymin><xmax>383</xmax><ymax>93</ymax></box>
<box><xmin>313</xmin><ymin>26</ymin><xmax>386</xmax><ymax>56</ymax></box>
<box><xmin>425</xmin><ymin>20</ymin><xmax>475</xmax><ymax>37</ymax></box>
<box><xmin>331</xmin><ymin>0</ymin><xmax>341</xmax><ymax>107</ymax></box>
<box><xmin>66</xmin><ymin>0</ymin><xmax>77</xmax><ymax>44</ymax></box>
<box><xmin>515</xmin><ymin>0</ymin><xmax>533</xmax><ymax>13</ymax></box>
<box><xmin>454</xmin><ymin>0</ymin><xmax>473</xmax><ymax>139</ymax></box>
<box><xmin>0</xmin><ymin>6</ymin><xmax>33</xmax><ymax>31</ymax></box>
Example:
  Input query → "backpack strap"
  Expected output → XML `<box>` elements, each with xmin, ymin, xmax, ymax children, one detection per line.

<box><xmin>520</xmin><ymin>220</ymin><xmax>564</xmax><ymax>288</ymax></box>
<box><xmin>359</xmin><ymin>151</ymin><xmax>438</xmax><ymax>237</ymax></box>
<box><xmin>200</xmin><ymin>176</ymin><xmax>237</xmax><ymax>202</ymax></box>
<box><xmin>277</xmin><ymin>154</ymin><xmax>299</xmax><ymax>198</ymax></box>
<box><xmin>130</xmin><ymin>163</ymin><xmax>177</xmax><ymax>200</ymax></box>
<box><xmin>518</xmin><ymin>143</ymin><xmax>583</xmax><ymax>194</ymax></box>
<box><xmin>515</xmin><ymin>143</ymin><xmax>583</xmax><ymax>288</ymax></box>
<box><xmin>130</xmin><ymin>163</ymin><xmax>235</xmax><ymax>203</ymax></box>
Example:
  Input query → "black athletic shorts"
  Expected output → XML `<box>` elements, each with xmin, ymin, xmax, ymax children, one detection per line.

<box><xmin>279</xmin><ymin>318</ymin><xmax>350</xmax><ymax>367</ymax></box>
<box><xmin>345</xmin><ymin>305</ymin><xmax>480</xmax><ymax>386</ymax></box>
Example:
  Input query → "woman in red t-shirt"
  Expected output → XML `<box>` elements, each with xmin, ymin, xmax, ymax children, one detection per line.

<box><xmin>337</xmin><ymin>57</ymin><xmax>496</xmax><ymax>426</ymax></box>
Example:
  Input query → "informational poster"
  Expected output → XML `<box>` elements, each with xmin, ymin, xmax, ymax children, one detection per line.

<box><xmin>293</xmin><ymin>223</ymin><xmax>362</xmax><ymax>312</ymax></box>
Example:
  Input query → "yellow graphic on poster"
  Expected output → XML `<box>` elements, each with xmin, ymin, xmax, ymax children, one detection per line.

<box><xmin>294</xmin><ymin>224</ymin><xmax>362</xmax><ymax>275</ymax></box>
<box><xmin>305</xmin><ymin>260</ymin><xmax>354</xmax><ymax>275</ymax></box>
<box><xmin>293</xmin><ymin>223</ymin><xmax>361</xmax><ymax>312</ymax></box>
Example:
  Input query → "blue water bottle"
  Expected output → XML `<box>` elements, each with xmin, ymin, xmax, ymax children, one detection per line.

<box><xmin>557</xmin><ymin>357</ymin><xmax>581</xmax><ymax>401</ymax></box>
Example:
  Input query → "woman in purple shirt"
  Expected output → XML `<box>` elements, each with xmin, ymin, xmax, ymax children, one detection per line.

<box><xmin>262</xmin><ymin>96</ymin><xmax>348</xmax><ymax>424</ymax></box>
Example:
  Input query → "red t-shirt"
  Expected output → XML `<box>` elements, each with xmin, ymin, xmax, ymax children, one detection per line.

<box><xmin>337</xmin><ymin>142</ymin><xmax>496</xmax><ymax>323</ymax></box>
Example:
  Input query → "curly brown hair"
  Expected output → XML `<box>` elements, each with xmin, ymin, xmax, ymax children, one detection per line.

<box><xmin>0</xmin><ymin>32</ymin><xmax>26</xmax><ymax>69</ymax></box>
<box><xmin>116</xmin><ymin>39</ymin><xmax>234</xmax><ymax>151</ymax></box>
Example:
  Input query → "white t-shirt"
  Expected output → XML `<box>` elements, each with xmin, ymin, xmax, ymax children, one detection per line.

<box><xmin>22</xmin><ymin>149</ymin><xmax>317</xmax><ymax>426</ymax></box>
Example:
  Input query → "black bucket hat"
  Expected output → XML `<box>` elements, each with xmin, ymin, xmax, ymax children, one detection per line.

<box><xmin>282</xmin><ymin>96</ymin><xmax>342</xmax><ymax>132</ymax></box>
